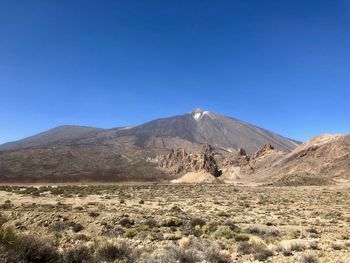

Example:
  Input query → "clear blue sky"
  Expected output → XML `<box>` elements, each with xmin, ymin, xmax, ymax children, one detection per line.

<box><xmin>1</xmin><ymin>0</ymin><xmax>350</xmax><ymax>144</ymax></box>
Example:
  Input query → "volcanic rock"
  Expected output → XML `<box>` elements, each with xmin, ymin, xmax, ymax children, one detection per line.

<box><xmin>158</xmin><ymin>143</ymin><xmax>222</xmax><ymax>177</ymax></box>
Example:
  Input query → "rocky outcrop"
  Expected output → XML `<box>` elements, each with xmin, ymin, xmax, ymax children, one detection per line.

<box><xmin>219</xmin><ymin>143</ymin><xmax>287</xmax><ymax>183</ymax></box>
<box><xmin>160</xmin><ymin>142</ymin><xmax>285</xmax><ymax>182</ymax></box>
<box><xmin>222</xmin><ymin>148</ymin><xmax>250</xmax><ymax>167</ymax></box>
<box><xmin>158</xmin><ymin>143</ymin><xmax>222</xmax><ymax>177</ymax></box>
<box><xmin>252</xmin><ymin>143</ymin><xmax>274</xmax><ymax>159</ymax></box>
<box><xmin>247</xmin><ymin>143</ymin><xmax>286</xmax><ymax>171</ymax></box>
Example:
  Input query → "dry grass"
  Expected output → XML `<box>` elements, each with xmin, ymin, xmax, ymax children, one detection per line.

<box><xmin>0</xmin><ymin>183</ymin><xmax>349</xmax><ymax>262</ymax></box>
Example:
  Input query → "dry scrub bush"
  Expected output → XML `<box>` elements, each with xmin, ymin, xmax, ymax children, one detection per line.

<box><xmin>143</xmin><ymin>218</ymin><xmax>158</xmax><ymax>228</ymax></box>
<box><xmin>331</xmin><ymin>241</ymin><xmax>345</xmax><ymax>250</ymax></box>
<box><xmin>119</xmin><ymin>217</ymin><xmax>135</xmax><ymax>228</ymax></box>
<box><xmin>142</xmin><ymin>238</ymin><xmax>232</xmax><ymax>263</ymax></box>
<box><xmin>18</xmin><ymin>236</ymin><xmax>58</xmax><ymax>262</ymax></box>
<box><xmin>0</xmin><ymin>226</ymin><xmax>17</xmax><ymax>247</ymax></box>
<box><xmin>299</xmin><ymin>254</ymin><xmax>319</xmax><ymax>263</ymax></box>
<box><xmin>1</xmin><ymin>228</ymin><xmax>59</xmax><ymax>263</ymax></box>
<box><xmin>97</xmin><ymin>240</ymin><xmax>138</xmax><ymax>263</ymax></box>
<box><xmin>290</xmin><ymin>241</ymin><xmax>307</xmax><ymax>252</ymax></box>
<box><xmin>0</xmin><ymin>213</ymin><xmax>8</xmax><ymax>227</ymax></box>
<box><xmin>48</xmin><ymin>221</ymin><xmax>84</xmax><ymax>233</ymax></box>
<box><xmin>238</xmin><ymin>237</ymin><xmax>273</xmax><ymax>261</ymax></box>
<box><xmin>62</xmin><ymin>245</ymin><xmax>94</xmax><ymax>263</ymax></box>
<box><xmin>190</xmin><ymin>218</ymin><xmax>206</xmax><ymax>228</ymax></box>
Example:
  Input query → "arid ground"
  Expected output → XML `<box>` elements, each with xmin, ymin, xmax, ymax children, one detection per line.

<box><xmin>0</xmin><ymin>183</ymin><xmax>349</xmax><ymax>263</ymax></box>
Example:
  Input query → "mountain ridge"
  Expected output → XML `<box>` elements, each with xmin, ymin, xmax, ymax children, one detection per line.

<box><xmin>0</xmin><ymin>109</ymin><xmax>303</xmax><ymax>182</ymax></box>
<box><xmin>0</xmin><ymin>109</ymin><xmax>300</xmax><ymax>154</ymax></box>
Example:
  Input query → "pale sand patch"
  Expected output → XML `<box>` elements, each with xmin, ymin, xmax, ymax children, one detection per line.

<box><xmin>170</xmin><ymin>171</ymin><xmax>220</xmax><ymax>184</ymax></box>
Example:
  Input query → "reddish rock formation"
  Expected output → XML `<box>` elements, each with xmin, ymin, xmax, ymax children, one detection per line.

<box><xmin>158</xmin><ymin>143</ymin><xmax>222</xmax><ymax>177</ymax></box>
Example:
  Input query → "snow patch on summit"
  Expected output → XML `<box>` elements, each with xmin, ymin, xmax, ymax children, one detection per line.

<box><xmin>193</xmin><ymin>111</ymin><xmax>210</xmax><ymax>121</ymax></box>
<box><xmin>193</xmin><ymin>112</ymin><xmax>202</xmax><ymax>121</ymax></box>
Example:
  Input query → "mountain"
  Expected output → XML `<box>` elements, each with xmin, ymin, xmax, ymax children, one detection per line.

<box><xmin>0</xmin><ymin>109</ymin><xmax>301</xmax><ymax>182</ymax></box>
<box><xmin>218</xmin><ymin>134</ymin><xmax>350</xmax><ymax>186</ymax></box>
<box><xmin>114</xmin><ymin>109</ymin><xmax>300</xmax><ymax>154</ymax></box>
<box><xmin>0</xmin><ymin>109</ymin><xmax>299</xmax><ymax>154</ymax></box>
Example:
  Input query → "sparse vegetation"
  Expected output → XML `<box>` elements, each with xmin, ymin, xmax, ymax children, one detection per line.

<box><xmin>97</xmin><ymin>241</ymin><xmax>137</xmax><ymax>262</ymax></box>
<box><xmin>299</xmin><ymin>254</ymin><xmax>319</xmax><ymax>263</ymax></box>
<box><xmin>0</xmin><ymin>226</ymin><xmax>59</xmax><ymax>263</ymax></box>
<box><xmin>0</xmin><ymin>183</ymin><xmax>348</xmax><ymax>262</ymax></box>
<box><xmin>238</xmin><ymin>238</ymin><xmax>274</xmax><ymax>261</ymax></box>
<box><xmin>62</xmin><ymin>245</ymin><xmax>93</xmax><ymax>263</ymax></box>
<box><xmin>215</xmin><ymin>225</ymin><xmax>235</xmax><ymax>239</ymax></box>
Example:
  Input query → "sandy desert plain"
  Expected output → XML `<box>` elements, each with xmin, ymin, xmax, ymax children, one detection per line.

<box><xmin>0</xmin><ymin>183</ymin><xmax>349</xmax><ymax>263</ymax></box>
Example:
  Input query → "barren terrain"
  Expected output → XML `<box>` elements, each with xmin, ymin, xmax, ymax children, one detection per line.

<box><xmin>0</xmin><ymin>183</ymin><xmax>349</xmax><ymax>262</ymax></box>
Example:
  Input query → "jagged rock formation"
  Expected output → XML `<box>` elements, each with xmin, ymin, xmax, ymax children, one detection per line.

<box><xmin>219</xmin><ymin>143</ymin><xmax>287</xmax><ymax>183</ymax></box>
<box><xmin>158</xmin><ymin>143</ymin><xmax>222</xmax><ymax>177</ymax></box>
<box><xmin>247</xmin><ymin>143</ymin><xmax>287</xmax><ymax>172</ymax></box>
<box><xmin>222</xmin><ymin>148</ymin><xmax>250</xmax><ymax>167</ymax></box>
<box><xmin>159</xmin><ymin>142</ymin><xmax>286</xmax><ymax>183</ymax></box>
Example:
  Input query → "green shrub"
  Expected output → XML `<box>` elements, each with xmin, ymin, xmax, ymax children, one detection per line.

<box><xmin>234</xmin><ymin>233</ymin><xmax>250</xmax><ymax>242</ymax></box>
<box><xmin>215</xmin><ymin>226</ymin><xmax>235</xmax><ymax>239</ymax></box>
<box><xmin>124</xmin><ymin>228</ymin><xmax>138</xmax><ymax>239</ymax></box>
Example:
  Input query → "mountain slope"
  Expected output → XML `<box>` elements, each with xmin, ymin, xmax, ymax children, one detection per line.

<box><xmin>0</xmin><ymin>109</ymin><xmax>301</xmax><ymax>181</ymax></box>
<box><xmin>0</xmin><ymin>143</ymin><xmax>167</xmax><ymax>182</ymax></box>
<box><xmin>114</xmin><ymin>109</ymin><xmax>300</xmax><ymax>154</ymax></box>
<box><xmin>0</xmin><ymin>125</ymin><xmax>102</xmax><ymax>151</ymax></box>
<box><xmin>0</xmin><ymin>109</ymin><xmax>300</xmax><ymax>154</ymax></box>
<box><xmin>241</xmin><ymin>134</ymin><xmax>350</xmax><ymax>185</ymax></box>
